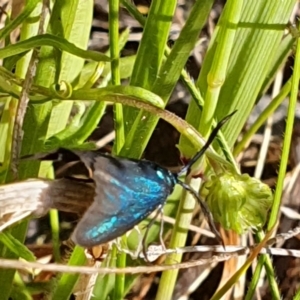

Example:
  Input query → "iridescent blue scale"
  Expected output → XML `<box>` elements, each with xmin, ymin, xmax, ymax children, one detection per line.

<box><xmin>71</xmin><ymin>151</ymin><xmax>178</xmax><ymax>247</ymax></box>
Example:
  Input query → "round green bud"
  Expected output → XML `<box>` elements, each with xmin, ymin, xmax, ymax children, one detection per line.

<box><xmin>202</xmin><ymin>173</ymin><xmax>273</xmax><ymax>234</ymax></box>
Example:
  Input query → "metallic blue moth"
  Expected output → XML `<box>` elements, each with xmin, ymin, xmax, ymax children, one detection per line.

<box><xmin>70</xmin><ymin>111</ymin><xmax>233</xmax><ymax>247</ymax></box>
<box><xmin>27</xmin><ymin>112</ymin><xmax>233</xmax><ymax>248</ymax></box>
<box><xmin>70</xmin><ymin>151</ymin><xmax>178</xmax><ymax>247</ymax></box>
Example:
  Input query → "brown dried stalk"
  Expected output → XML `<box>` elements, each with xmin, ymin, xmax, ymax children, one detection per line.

<box><xmin>11</xmin><ymin>0</ymin><xmax>50</xmax><ymax>178</ymax></box>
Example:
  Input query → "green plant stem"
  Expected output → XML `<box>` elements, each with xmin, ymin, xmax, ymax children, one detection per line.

<box><xmin>268</xmin><ymin>48</ymin><xmax>300</xmax><ymax>231</ymax></box>
<box><xmin>234</xmin><ymin>78</ymin><xmax>292</xmax><ymax>156</ymax></box>
<box><xmin>251</xmin><ymin>231</ymin><xmax>281</xmax><ymax>299</ymax></box>
<box><xmin>12</xmin><ymin>272</ymin><xmax>32</xmax><ymax>300</ymax></box>
<box><xmin>245</xmin><ymin>255</ymin><xmax>265</xmax><ymax>300</ymax></box>
<box><xmin>199</xmin><ymin>0</ymin><xmax>243</xmax><ymax>138</ymax></box>
<box><xmin>109</xmin><ymin>0</ymin><xmax>124</xmax><ymax>156</ymax></box>
<box><xmin>155</xmin><ymin>179</ymin><xmax>197</xmax><ymax>300</ymax></box>
<box><xmin>52</xmin><ymin>246</ymin><xmax>86</xmax><ymax>300</ymax></box>
<box><xmin>70</xmin><ymin>89</ymin><xmax>231</xmax><ymax>166</ymax></box>
<box><xmin>0</xmin><ymin>34</ymin><xmax>109</xmax><ymax>61</ymax></box>
<box><xmin>113</xmin><ymin>242</ymin><xmax>126</xmax><ymax>300</ymax></box>
<box><xmin>0</xmin><ymin>98</ymin><xmax>17</xmax><ymax>183</ymax></box>
<box><xmin>49</xmin><ymin>209</ymin><xmax>60</xmax><ymax>262</ymax></box>
<box><xmin>123</xmin><ymin>0</ymin><xmax>177</xmax><ymax>135</ymax></box>
<box><xmin>294</xmin><ymin>287</ymin><xmax>300</xmax><ymax>299</ymax></box>
<box><xmin>0</xmin><ymin>0</ymin><xmax>40</xmax><ymax>40</ymax></box>
<box><xmin>109</xmin><ymin>1</ymin><xmax>128</xmax><ymax>297</ymax></box>
<box><xmin>271</xmin><ymin>18</ymin><xmax>300</xmax><ymax>298</ymax></box>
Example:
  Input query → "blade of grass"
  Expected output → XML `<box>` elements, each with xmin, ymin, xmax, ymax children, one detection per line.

<box><xmin>199</xmin><ymin>0</ymin><xmax>243</xmax><ymax>139</ymax></box>
<box><xmin>256</xmin><ymin>14</ymin><xmax>300</xmax><ymax>299</ymax></box>
<box><xmin>245</xmin><ymin>231</ymin><xmax>281</xmax><ymax>299</ymax></box>
<box><xmin>49</xmin><ymin>209</ymin><xmax>60</xmax><ymax>262</ymax></box>
<box><xmin>259</xmin><ymin>33</ymin><xmax>294</xmax><ymax>96</ymax></box>
<box><xmin>234</xmin><ymin>78</ymin><xmax>292</xmax><ymax>155</ymax></box>
<box><xmin>155</xmin><ymin>179</ymin><xmax>200</xmax><ymax>300</ymax></box>
<box><xmin>52</xmin><ymin>246</ymin><xmax>86</xmax><ymax>300</ymax></box>
<box><xmin>0</xmin><ymin>0</ymin><xmax>40</xmax><ymax>40</ymax></box>
<box><xmin>0</xmin><ymin>34</ymin><xmax>109</xmax><ymax>62</ymax></box>
<box><xmin>245</xmin><ymin>255</ymin><xmax>265</xmax><ymax>300</ymax></box>
<box><xmin>0</xmin><ymin>232</ymin><xmax>35</xmax><ymax>262</ymax></box>
<box><xmin>108</xmin><ymin>0</ymin><xmax>126</xmax><ymax>298</ymax></box>
<box><xmin>0</xmin><ymin>98</ymin><xmax>17</xmax><ymax>182</ymax></box>
<box><xmin>44</xmin><ymin>0</ymin><xmax>93</xmax><ymax>139</ymax></box>
<box><xmin>123</xmin><ymin>0</ymin><xmax>177</xmax><ymax>136</ymax></box>
<box><xmin>109</xmin><ymin>0</ymin><xmax>124</xmax><ymax>156</ymax></box>
<box><xmin>214</xmin><ymin>1</ymin><xmax>296</xmax><ymax>145</ymax></box>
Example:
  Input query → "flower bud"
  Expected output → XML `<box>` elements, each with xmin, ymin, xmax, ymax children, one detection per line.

<box><xmin>202</xmin><ymin>173</ymin><xmax>273</xmax><ymax>234</ymax></box>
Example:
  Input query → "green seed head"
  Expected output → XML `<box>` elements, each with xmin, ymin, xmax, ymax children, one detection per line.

<box><xmin>202</xmin><ymin>173</ymin><xmax>273</xmax><ymax>234</ymax></box>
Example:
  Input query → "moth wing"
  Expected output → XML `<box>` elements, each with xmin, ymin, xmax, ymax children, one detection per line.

<box><xmin>72</xmin><ymin>155</ymin><xmax>175</xmax><ymax>247</ymax></box>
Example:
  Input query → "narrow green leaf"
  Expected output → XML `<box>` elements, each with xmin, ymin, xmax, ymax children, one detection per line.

<box><xmin>0</xmin><ymin>34</ymin><xmax>110</xmax><ymax>62</ymax></box>
<box><xmin>109</xmin><ymin>0</ymin><xmax>124</xmax><ymax>156</ymax></box>
<box><xmin>199</xmin><ymin>0</ymin><xmax>243</xmax><ymax>138</ymax></box>
<box><xmin>0</xmin><ymin>0</ymin><xmax>40</xmax><ymax>40</ymax></box>
<box><xmin>123</xmin><ymin>0</ymin><xmax>177</xmax><ymax>135</ymax></box>
<box><xmin>73</xmin><ymin>85</ymin><xmax>165</xmax><ymax>108</ymax></box>
<box><xmin>0</xmin><ymin>232</ymin><xmax>35</xmax><ymax>262</ymax></box>
<box><xmin>52</xmin><ymin>246</ymin><xmax>86</xmax><ymax>300</ymax></box>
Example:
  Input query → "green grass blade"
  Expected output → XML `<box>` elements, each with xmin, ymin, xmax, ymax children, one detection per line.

<box><xmin>123</xmin><ymin>0</ymin><xmax>177</xmax><ymax>135</ymax></box>
<box><xmin>0</xmin><ymin>232</ymin><xmax>35</xmax><ymax>262</ymax></box>
<box><xmin>108</xmin><ymin>1</ymin><xmax>126</xmax><ymax>297</ymax></box>
<box><xmin>0</xmin><ymin>223</ymin><xmax>28</xmax><ymax>299</ymax></box>
<box><xmin>108</xmin><ymin>0</ymin><xmax>124</xmax><ymax>156</ymax></box>
<box><xmin>52</xmin><ymin>246</ymin><xmax>86</xmax><ymax>300</ymax></box>
<box><xmin>0</xmin><ymin>98</ymin><xmax>16</xmax><ymax>182</ymax></box>
<box><xmin>49</xmin><ymin>209</ymin><xmax>61</xmax><ymax>262</ymax></box>
<box><xmin>0</xmin><ymin>34</ymin><xmax>109</xmax><ymax>62</ymax></box>
<box><xmin>0</xmin><ymin>0</ymin><xmax>40</xmax><ymax>40</ymax></box>
<box><xmin>260</xmin><ymin>34</ymin><xmax>294</xmax><ymax>95</ymax></box>
<box><xmin>268</xmin><ymin>10</ymin><xmax>300</xmax><ymax>236</ymax></box>
<box><xmin>234</xmin><ymin>78</ymin><xmax>292</xmax><ymax>155</ymax></box>
<box><xmin>199</xmin><ymin>0</ymin><xmax>244</xmax><ymax>138</ymax></box>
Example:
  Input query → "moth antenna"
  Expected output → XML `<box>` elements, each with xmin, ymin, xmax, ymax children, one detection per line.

<box><xmin>178</xmin><ymin>181</ymin><xmax>224</xmax><ymax>247</ymax></box>
<box><xmin>21</xmin><ymin>148</ymin><xmax>75</xmax><ymax>162</ymax></box>
<box><xmin>178</xmin><ymin>110</ymin><xmax>237</xmax><ymax>176</ymax></box>
<box><xmin>21</xmin><ymin>151</ymin><xmax>63</xmax><ymax>162</ymax></box>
